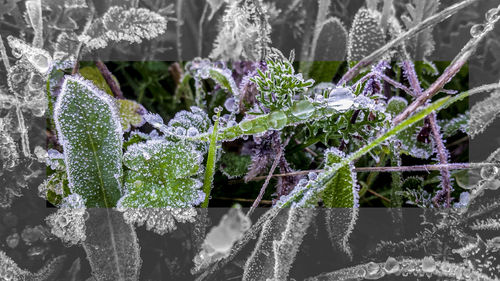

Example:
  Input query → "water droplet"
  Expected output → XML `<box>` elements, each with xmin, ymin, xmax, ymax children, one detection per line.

<box><xmin>291</xmin><ymin>100</ymin><xmax>315</xmax><ymax>119</ymax></box>
<box><xmin>480</xmin><ymin>165</ymin><xmax>498</xmax><ymax>180</ymax></box>
<box><xmin>214</xmin><ymin>106</ymin><xmax>222</xmax><ymax>114</ymax></box>
<box><xmin>421</xmin><ymin>256</ymin><xmax>436</xmax><ymax>273</ymax></box>
<box><xmin>29</xmin><ymin>73</ymin><xmax>45</xmax><ymax>90</ymax></box>
<box><xmin>175</xmin><ymin>127</ymin><xmax>186</xmax><ymax>136</ymax></box>
<box><xmin>486</xmin><ymin>8</ymin><xmax>499</xmax><ymax>21</ymax></box>
<box><xmin>224</xmin><ymin>98</ymin><xmax>237</xmax><ymax>112</ymax></box>
<box><xmin>327</xmin><ymin>88</ymin><xmax>355</xmax><ymax>111</ymax></box>
<box><xmin>366</xmin><ymin>262</ymin><xmax>381</xmax><ymax>275</ymax></box>
<box><xmin>470</xmin><ymin>24</ymin><xmax>484</xmax><ymax>37</ymax></box>
<box><xmin>28</xmin><ymin>53</ymin><xmax>51</xmax><ymax>74</ymax></box>
<box><xmin>384</xmin><ymin>257</ymin><xmax>400</xmax><ymax>274</ymax></box>
<box><xmin>239</xmin><ymin>120</ymin><xmax>254</xmax><ymax>133</ymax></box>
<box><xmin>267</xmin><ymin>111</ymin><xmax>288</xmax><ymax>130</ymax></box>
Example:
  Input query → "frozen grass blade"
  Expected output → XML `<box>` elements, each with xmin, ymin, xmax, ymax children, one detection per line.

<box><xmin>201</xmin><ymin>111</ymin><xmax>220</xmax><ymax>208</ymax></box>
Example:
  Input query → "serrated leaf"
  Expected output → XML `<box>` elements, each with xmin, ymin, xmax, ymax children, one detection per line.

<box><xmin>401</xmin><ymin>0</ymin><xmax>439</xmax><ymax>60</ymax></box>
<box><xmin>54</xmin><ymin>76</ymin><xmax>123</xmax><ymax>208</ymax></box>
<box><xmin>470</xmin><ymin>90</ymin><xmax>500</xmax><ymax>138</ymax></box>
<box><xmin>117</xmin><ymin>99</ymin><xmax>146</xmax><ymax>132</ymax></box>
<box><xmin>82</xmin><ymin>209</ymin><xmax>141</xmax><ymax>281</ymax></box>
<box><xmin>439</xmin><ymin>112</ymin><xmax>469</xmax><ymax>138</ymax></box>
<box><xmin>119</xmin><ymin>140</ymin><xmax>204</xmax><ymax>208</ymax></box>
<box><xmin>79</xmin><ymin>66</ymin><xmax>113</xmax><ymax>96</ymax></box>
<box><xmin>321</xmin><ymin>148</ymin><xmax>359</xmax><ymax>208</ymax></box>
<box><xmin>85</xmin><ymin>6</ymin><xmax>167</xmax><ymax>50</ymax></box>
<box><xmin>347</xmin><ymin>8</ymin><xmax>385</xmax><ymax>63</ymax></box>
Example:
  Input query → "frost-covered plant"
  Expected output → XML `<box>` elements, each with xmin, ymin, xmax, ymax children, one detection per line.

<box><xmin>2</xmin><ymin>0</ymin><xmax>500</xmax><ymax>280</ymax></box>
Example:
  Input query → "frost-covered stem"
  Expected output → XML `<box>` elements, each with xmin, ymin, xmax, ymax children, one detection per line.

<box><xmin>380</xmin><ymin>0</ymin><xmax>393</xmax><ymax>33</ymax></box>
<box><xmin>378</xmin><ymin>73</ymin><xmax>413</xmax><ymax>96</ymax></box>
<box><xmin>429</xmin><ymin>112</ymin><xmax>452</xmax><ymax>207</ymax></box>
<box><xmin>395</xmin><ymin>12</ymin><xmax>500</xmax><ymax>125</ymax></box>
<box><xmin>72</xmin><ymin>1</ymin><xmax>95</xmax><ymax>74</ymax></box>
<box><xmin>95</xmin><ymin>60</ymin><xmax>124</xmax><ymax>99</ymax></box>
<box><xmin>393</xmin><ymin>58</ymin><xmax>467</xmax><ymax>125</ymax></box>
<box><xmin>0</xmin><ymin>34</ymin><xmax>11</xmax><ymax>70</ymax></box>
<box><xmin>201</xmin><ymin>112</ymin><xmax>220</xmax><ymax>208</ymax></box>
<box><xmin>338</xmin><ymin>0</ymin><xmax>478</xmax><ymax>85</ymax></box>
<box><xmin>245</xmin><ymin>163</ymin><xmax>484</xmax><ymax>181</ymax></box>
<box><xmin>197</xmin><ymin>2</ymin><xmax>208</xmax><ymax>57</ymax></box>
<box><xmin>195</xmin><ymin>207</ymin><xmax>282</xmax><ymax>281</ymax></box>
<box><xmin>176</xmin><ymin>0</ymin><xmax>183</xmax><ymax>61</ymax></box>
<box><xmin>247</xmin><ymin>144</ymin><xmax>283</xmax><ymax>217</ymax></box>
<box><xmin>402</xmin><ymin>61</ymin><xmax>453</xmax><ymax>207</ymax></box>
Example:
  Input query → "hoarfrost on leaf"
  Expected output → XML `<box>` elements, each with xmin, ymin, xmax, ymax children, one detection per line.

<box><xmin>85</xmin><ymin>6</ymin><xmax>168</xmax><ymax>50</ymax></box>
<box><xmin>119</xmin><ymin>208</ymin><xmax>197</xmax><ymax>235</ymax></box>
<box><xmin>54</xmin><ymin>75</ymin><xmax>123</xmax><ymax>208</ymax></box>
<box><xmin>119</xmin><ymin>139</ymin><xmax>204</xmax><ymax>208</ymax></box>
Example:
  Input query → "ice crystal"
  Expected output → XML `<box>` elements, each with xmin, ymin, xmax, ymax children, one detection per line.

<box><xmin>45</xmin><ymin>194</ymin><xmax>87</xmax><ymax>246</ymax></box>
<box><xmin>192</xmin><ymin>205</ymin><xmax>251</xmax><ymax>272</ymax></box>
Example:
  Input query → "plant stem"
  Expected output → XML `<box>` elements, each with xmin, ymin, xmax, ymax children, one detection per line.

<box><xmin>247</xmin><ymin>145</ymin><xmax>282</xmax><ymax>217</ymax></box>
<box><xmin>201</xmin><ymin>112</ymin><xmax>220</xmax><ymax>208</ymax></box>
<box><xmin>338</xmin><ymin>0</ymin><xmax>479</xmax><ymax>85</ymax></box>
<box><xmin>394</xmin><ymin>12</ymin><xmax>500</xmax><ymax>125</ymax></box>
<box><xmin>95</xmin><ymin>60</ymin><xmax>124</xmax><ymax>99</ymax></box>
<box><xmin>242</xmin><ymin>163</ymin><xmax>486</xmax><ymax>182</ymax></box>
<box><xmin>197</xmin><ymin>2</ymin><xmax>208</xmax><ymax>57</ymax></box>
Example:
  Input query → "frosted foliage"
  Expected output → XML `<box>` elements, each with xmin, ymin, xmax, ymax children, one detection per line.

<box><xmin>54</xmin><ymin>75</ymin><xmax>123</xmax><ymax>207</ymax></box>
<box><xmin>210</xmin><ymin>0</ymin><xmax>270</xmax><ymax>61</ymax></box>
<box><xmin>243</xmin><ymin>208</ymin><xmax>314</xmax><ymax>281</ymax></box>
<box><xmin>120</xmin><ymin>140</ymin><xmax>204</xmax><ymax>208</ymax></box>
<box><xmin>45</xmin><ymin>203</ymin><xmax>87</xmax><ymax>246</ymax></box>
<box><xmin>168</xmin><ymin>106</ymin><xmax>211</xmax><ymax>134</ymax></box>
<box><xmin>192</xmin><ymin>206</ymin><xmax>251</xmax><ymax>272</ymax></box>
<box><xmin>347</xmin><ymin>9</ymin><xmax>385</xmax><ymax>62</ymax></box>
<box><xmin>272</xmin><ymin>208</ymin><xmax>315</xmax><ymax>281</ymax></box>
<box><xmin>243</xmin><ymin>209</ymin><xmax>289</xmax><ymax>281</ymax></box>
<box><xmin>0</xmin><ymin>251</ymin><xmax>30</xmax><ymax>280</ymax></box>
<box><xmin>470</xmin><ymin>90</ymin><xmax>500</xmax><ymax>138</ymax></box>
<box><xmin>83</xmin><ymin>6</ymin><xmax>167</xmax><ymax>50</ymax></box>
<box><xmin>82</xmin><ymin>209</ymin><xmax>141</xmax><ymax>281</ymax></box>
<box><xmin>120</xmin><ymin>208</ymin><xmax>197</xmax><ymax>235</ymax></box>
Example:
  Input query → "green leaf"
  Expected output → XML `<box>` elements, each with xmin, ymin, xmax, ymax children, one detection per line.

<box><xmin>321</xmin><ymin>148</ymin><xmax>359</xmax><ymax>208</ymax></box>
<box><xmin>439</xmin><ymin>112</ymin><xmax>469</xmax><ymax>138</ymax></box>
<box><xmin>208</xmin><ymin>68</ymin><xmax>239</xmax><ymax>96</ymax></box>
<box><xmin>79</xmin><ymin>66</ymin><xmax>113</xmax><ymax>96</ymax></box>
<box><xmin>83</xmin><ymin>209</ymin><xmax>141</xmax><ymax>281</ymax></box>
<box><xmin>120</xmin><ymin>140</ymin><xmax>204</xmax><ymax>208</ymax></box>
<box><xmin>54</xmin><ymin>76</ymin><xmax>123</xmax><ymax>208</ymax></box>
<box><xmin>347</xmin><ymin>8</ymin><xmax>385</xmax><ymax>64</ymax></box>
<box><xmin>117</xmin><ymin>99</ymin><xmax>145</xmax><ymax>132</ymax></box>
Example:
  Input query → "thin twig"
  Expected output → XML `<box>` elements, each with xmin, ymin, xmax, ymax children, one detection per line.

<box><xmin>394</xmin><ymin>13</ymin><xmax>500</xmax><ymax>125</ymax></box>
<box><xmin>95</xmin><ymin>60</ymin><xmax>124</xmax><ymax>99</ymax></box>
<box><xmin>72</xmin><ymin>1</ymin><xmax>95</xmax><ymax>75</ymax></box>
<box><xmin>235</xmin><ymin>163</ymin><xmax>490</xmax><ymax>183</ymax></box>
<box><xmin>247</xmin><ymin>142</ymin><xmax>283</xmax><ymax>217</ymax></box>
<box><xmin>214</xmin><ymin>197</ymin><xmax>273</xmax><ymax>205</ymax></box>
<box><xmin>366</xmin><ymin>189</ymin><xmax>391</xmax><ymax>203</ymax></box>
